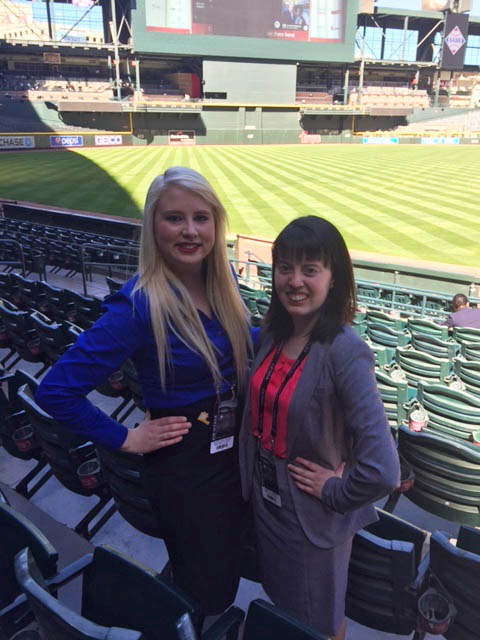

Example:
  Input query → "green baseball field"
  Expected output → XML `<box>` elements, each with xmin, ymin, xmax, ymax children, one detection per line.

<box><xmin>2</xmin><ymin>144</ymin><xmax>479</xmax><ymax>268</ymax></box>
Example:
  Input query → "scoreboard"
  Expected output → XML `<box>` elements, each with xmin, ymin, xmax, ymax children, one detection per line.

<box><xmin>131</xmin><ymin>0</ymin><xmax>357</xmax><ymax>63</ymax></box>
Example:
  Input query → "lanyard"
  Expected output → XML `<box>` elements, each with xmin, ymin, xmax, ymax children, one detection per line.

<box><xmin>257</xmin><ymin>340</ymin><xmax>311</xmax><ymax>447</ymax></box>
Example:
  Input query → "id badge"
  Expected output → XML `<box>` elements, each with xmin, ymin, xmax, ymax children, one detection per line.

<box><xmin>258</xmin><ymin>451</ymin><xmax>282</xmax><ymax>507</ymax></box>
<box><xmin>210</xmin><ymin>397</ymin><xmax>237</xmax><ymax>454</ymax></box>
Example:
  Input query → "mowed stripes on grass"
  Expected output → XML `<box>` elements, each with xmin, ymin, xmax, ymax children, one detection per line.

<box><xmin>1</xmin><ymin>144</ymin><xmax>479</xmax><ymax>267</ymax></box>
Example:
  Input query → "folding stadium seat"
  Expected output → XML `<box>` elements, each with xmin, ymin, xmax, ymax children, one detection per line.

<box><xmin>416</xmin><ymin>380</ymin><xmax>480</xmax><ymax>442</ymax></box>
<box><xmin>395</xmin><ymin>346</ymin><xmax>451</xmax><ymax>390</ymax></box>
<box><xmin>15</xmin><ymin>544</ymin><xmax>214</xmax><ymax>640</ymax></box>
<box><xmin>346</xmin><ymin>509</ymin><xmax>427</xmax><ymax>637</ymax></box>
<box><xmin>366</xmin><ymin>322</ymin><xmax>411</xmax><ymax>361</ymax></box>
<box><xmin>366</xmin><ymin>309</ymin><xmax>407</xmax><ymax>331</ymax></box>
<box><xmin>63</xmin><ymin>290</ymin><xmax>103</xmax><ymax>329</ymax></box>
<box><xmin>9</xmin><ymin>273</ymin><xmax>41</xmax><ymax>311</ymax></box>
<box><xmin>95</xmin><ymin>447</ymin><xmax>163</xmax><ymax>539</ymax></box>
<box><xmin>364</xmin><ymin>336</ymin><xmax>392</xmax><ymax>367</ymax></box>
<box><xmin>28</xmin><ymin>310</ymin><xmax>82</xmax><ymax>367</ymax></box>
<box><xmin>0</xmin><ymin>304</ymin><xmax>50</xmax><ymax>378</ymax></box>
<box><xmin>410</xmin><ymin>331</ymin><xmax>460</xmax><ymax>360</ymax></box>
<box><xmin>36</xmin><ymin>280</ymin><xmax>72</xmax><ymax>323</ymax></box>
<box><xmin>375</xmin><ymin>364</ymin><xmax>410</xmax><ymax>435</ymax></box>
<box><xmin>0</xmin><ymin>369</ymin><xmax>53</xmax><ymax>499</ymax></box>
<box><xmin>461</xmin><ymin>340</ymin><xmax>480</xmax><ymax>361</ymax></box>
<box><xmin>428</xmin><ymin>526</ymin><xmax>480</xmax><ymax>640</ymax></box>
<box><xmin>395</xmin><ymin>425</ymin><xmax>480</xmax><ymax>526</ymax></box>
<box><xmin>453</xmin><ymin>326</ymin><xmax>480</xmax><ymax>345</ymax></box>
<box><xmin>357</xmin><ymin>284</ymin><xmax>382</xmax><ymax>304</ymax></box>
<box><xmin>407</xmin><ymin>318</ymin><xmax>449</xmax><ymax>340</ymax></box>
<box><xmin>454</xmin><ymin>357</ymin><xmax>480</xmax><ymax>397</ymax></box>
<box><xmin>0</xmin><ymin>502</ymin><xmax>61</xmax><ymax>638</ymax></box>
<box><xmin>17</xmin><ymin>384</ymin><xmax>116</xmax><ymax>540</ymax></box>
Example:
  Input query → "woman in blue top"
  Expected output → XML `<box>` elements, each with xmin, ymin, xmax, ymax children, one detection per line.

<box><xmin>36</xmin><ymin>166</ymin><xmax>254</xmax><ymax>614</ymax></box>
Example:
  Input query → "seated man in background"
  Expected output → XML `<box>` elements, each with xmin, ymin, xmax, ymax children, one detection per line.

<box><xmin>443</xmin><ymin>293</ymin><xmax>480</xmax><ymax>329</ymax></box>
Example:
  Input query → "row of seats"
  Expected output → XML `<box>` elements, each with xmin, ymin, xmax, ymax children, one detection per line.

<box><xmin>1</xmin><ymin>496</ymin><xmax>324</xmax><ymax>640</ymax></box>
<box><xmin>3</xmin><ymin>446</ymin><xmax>480</xmax><ymax>640</ymax></box>
<box><xmin>1</xmin><ymin>272</ymin><xmax>480</xmax><ymax>636</ymax></box>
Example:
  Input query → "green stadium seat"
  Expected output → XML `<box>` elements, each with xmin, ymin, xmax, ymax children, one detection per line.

<box><xmin>396</xmin><ymin>425</ymin><xmax>480</xmax><ymax>526</ymax></box>
<box><xmin>375</xmin><ymin>364</ymin><xmax>409</xmax><ymax>434</ymax></box>
<box><xmin>407</xmin><ymin>318</ymin><xmax>449</xmax><ymax>340</ymax></box>
<box><xmin>429</xmin><ymin>528</ymin><xmax>480</xmax><ymax>640</ymax></box>
<box><xmin>346</xmin><ymin>508</ymin><xmax>427</xmax><ymax>636</ymax></box>
<box><xmin>453</xmin><ymin>326</ymin><xmax>480</xmax><ymax>344</ymax></box>
<box><xmin>410</xmin><ymin>331</ymin><xmax>460</xmax><ymax>360</ymax></box>
<box><xmin>416</xmin><ymin>380</ymin><xmax>480</xmax><ymax>442</ymax></box>
<box><xmin>461</xmin><ymin>340</ymin><xmax>480</xmax><ymax>361</ymax></box>
<box><xmin>364</xmin><ymin>336</ymin><xmax>392</xmax><ymax>367</ymax></box>
<box><xmin>366</xmin><ymin>310</ymin><xmax>407</xmax><ymax>330</ymax></box>
<box><xmin>366</xmin><ymin>322</ymin><xmax>411</xmax><ymax>361</ymax></box>
<box><xmin>395</xmin><ymin>345</ymin><xmax>451</xmax><ymax>390</ymax></box>
<box><xmin>357</xmin><ymin>284</ymin><xmax>381</xmax><ymax>302</ymax></box>
<box><xmin>454</xmin><ymin>357</ymin><xmax>480</xmax><ymax>397</ymax></box>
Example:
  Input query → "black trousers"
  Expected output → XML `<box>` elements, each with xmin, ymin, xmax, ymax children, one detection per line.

<box><xmin>143</xmin><ymin>397</ymin><xmax>247</xmax><ymax>614</ymax></box>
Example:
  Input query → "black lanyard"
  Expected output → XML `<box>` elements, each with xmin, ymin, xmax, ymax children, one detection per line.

<box><xmin>257</xmin><ymin>340</ymin><xmax>311</xmax><ymax>447</ymax></box>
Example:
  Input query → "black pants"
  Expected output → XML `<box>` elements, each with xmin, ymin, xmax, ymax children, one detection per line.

<box><xmin>143</xmin><ymin>398</ymin><xmax>247</xmax><ymax>614</ymax></box>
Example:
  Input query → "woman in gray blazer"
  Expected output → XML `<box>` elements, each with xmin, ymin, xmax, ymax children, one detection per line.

<box><xmin>239</xmin><ymin>216</ymin><xmax>399</xmax><ymax>639</ymax></box>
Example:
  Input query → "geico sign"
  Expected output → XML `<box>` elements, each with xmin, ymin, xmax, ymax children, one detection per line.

<box><xmin>95</xmin><ymin>135</ymin><xmax>122</xmax><ymax>146</ymax></box>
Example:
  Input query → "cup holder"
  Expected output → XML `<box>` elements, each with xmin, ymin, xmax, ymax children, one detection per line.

<box><xmin>417</xmin><ymin>587</ymin><xmax>455</xmax><ymax>635</ymax></box>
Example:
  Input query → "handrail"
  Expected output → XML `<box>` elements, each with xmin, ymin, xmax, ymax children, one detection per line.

<box><xmin>80</xmin><ymin>242</ymin><xmax>138</xmax><ymax>295</ymax></box>
<box><xmin>0</xmin><ymin>239</ymin><xmax>26</xmax><ymax>276</ymax></box>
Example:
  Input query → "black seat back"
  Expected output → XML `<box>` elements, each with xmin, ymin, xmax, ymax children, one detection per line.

<box><xmin>82</xmin><ymin>546</ymin><xmax>202</xmax><ymax>640</ymax></box>
<box><xmin>243</xmin><ymin>599</ymin><xmax>327</xmax><ymax>640</ymax></box>
<box><xmin>15</xmin><ymin>548</ymin><xmax>143</xmax><ymax>640</ymax></box>
<box><xmin>0</xmin><ymin>503</ymin><xmax>57</xmax><ymax>609</ymax></box>
<box><xmin>430</xmin><ymin>528</ymin><xmax>480</xmax><ymax>640</ymax></box>
<box><xmin>17</xmin><ymin>384</ymin><xmax>94</xmax><ymax>495</ymax></box>
<box><xmin>96</xmin><ymin>447</ymin><xmax>163</xmax><ymax>538</ymax></box>
<box><xmin>346</xmin><ymin>508</ymin><xmax>426</xmax><ymax>635</ymax></box>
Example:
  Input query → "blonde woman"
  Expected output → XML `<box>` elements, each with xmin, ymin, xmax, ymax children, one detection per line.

<box><xmin>36</xmin><ymin>166</ymin><xmax>254</xmax><ymax>614</ymax></box>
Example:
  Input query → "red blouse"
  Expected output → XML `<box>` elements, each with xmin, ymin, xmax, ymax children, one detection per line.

<box><xmin>250</xmin><ymin>347</ymin><xmax>306</xmax><ymax>458</ymax></box>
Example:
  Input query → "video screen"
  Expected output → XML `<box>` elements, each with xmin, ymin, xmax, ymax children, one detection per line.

<box><xmin>145</xmin><ymin>0</ymin><xmax>345</xmax><ymax>43</ymax></box>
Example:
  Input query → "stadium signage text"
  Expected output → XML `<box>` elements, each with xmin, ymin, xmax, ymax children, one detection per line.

<box><xmin>445</xmin><ymin>26</ymin><xmax>466</xmax><ymax>56</ymax></box>
<box><xmin>362</xmin><ymin>137</ymin><xmax>399</xmax><ymax>145</ymax></box>
<box><xmin>50</xmin><ymin>136</ymin><xmax>83</xmax><ymax>148</ymax></box>
<box><xmin>168</xmin><ymin>130</ymin><xmax>196</xmax><ymax>146</ymax></box>
<box><xmin>95</xmin><ymin>135</ymin><xmax>122</xmax><ymax>146</ymax></box>
<box><xmin>421</xmin><ymin>137</ymin><xmax>459</xmax><ymax>145</ymax></box>
<box><xmin>299</xmin><ymin>132</ymin><xmax>321</xmax><ymax>144</ymax></box>
<box><xmin>0</xmin><ymin>136</ymin><xmax>35</xmax><ymax>149</ymax></box>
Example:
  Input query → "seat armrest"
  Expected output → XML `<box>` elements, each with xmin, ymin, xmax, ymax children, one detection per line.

<box><xmin>46</xmin><ymin>553</ymin><xmax>94</xmax><ymax>590</ymax></box>
<box><xmin>201</xmin><ymin>606</ymin><xmax>245</xmax><ymax>640</ymax></box>
<box><xmin>457</xmin><ymin>525</ymin><xmax>480</xmax><ymax>555</ymax></box>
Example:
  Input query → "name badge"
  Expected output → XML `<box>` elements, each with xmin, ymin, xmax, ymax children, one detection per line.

<box><xmin>258</xmin><ymin>451</ymin><xmax>282</xmax><ymax>507</ymax></box>
<box><xmin>210</xmin><ymin>397</ymin><xmax>237</xmax><ymax>454</ymax></box>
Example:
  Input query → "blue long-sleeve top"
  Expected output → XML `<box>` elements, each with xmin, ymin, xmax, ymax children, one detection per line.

<box><xmin>35</xmin><ymin>276</ymin><xmax>255</xmax><ymax>451</ymax></box>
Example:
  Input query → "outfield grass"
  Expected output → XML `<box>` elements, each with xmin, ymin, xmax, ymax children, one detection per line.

<box><xmin>1</xmin><ymin>144</ymin><xmax>480</xmax><ymax>267</ymax></box>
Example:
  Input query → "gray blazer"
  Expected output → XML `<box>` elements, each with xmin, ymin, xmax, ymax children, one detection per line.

<box><xmin>239</xmin><ymin>325</ymin><xmax>400</xmax><ymax>549</ymax></box>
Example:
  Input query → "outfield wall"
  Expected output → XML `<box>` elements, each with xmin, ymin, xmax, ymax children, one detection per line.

<box><xmin>2</xmin><ymin>102</ymin><xmax>480</xmax><ymax>149</ymax></box>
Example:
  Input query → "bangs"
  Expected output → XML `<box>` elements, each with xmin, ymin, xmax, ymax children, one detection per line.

<box><xmin>273</xmin><ymin>222</ymin><xmax>331</xmax><ymax>267</ymax></box>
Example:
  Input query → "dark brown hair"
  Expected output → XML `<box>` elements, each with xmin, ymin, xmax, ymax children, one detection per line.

<box><xmin>264</xmin><ymin>216</ymin><xmax>356</xmax><ymax>343</ymax></box>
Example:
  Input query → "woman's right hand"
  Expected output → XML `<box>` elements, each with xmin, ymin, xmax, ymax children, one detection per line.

<box><xmin>121</xmin><ymin>410</ymin><xmax>191</xmax><ymax>454</ymax></box>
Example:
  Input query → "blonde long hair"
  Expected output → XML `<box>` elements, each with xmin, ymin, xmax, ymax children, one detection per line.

<box><xmin>134</xmin><ymin>166</ymin><xmax>251</xmax><ymax>390</ymax></box>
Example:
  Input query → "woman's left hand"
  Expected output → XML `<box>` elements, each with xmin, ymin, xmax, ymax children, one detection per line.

<box><xmin>288</xmin><ymin>457</ymin><xmax>345</xmax><ymax>499</ymax></box>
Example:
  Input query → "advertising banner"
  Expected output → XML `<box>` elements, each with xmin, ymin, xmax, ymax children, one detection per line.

<box><xmin>95</xmin><ymin>135</ymin><xmax>122</xmax><ymax>146</ymax></box>
<box><xmin>49</xmin><ymin>135</ymin><xmax>83</xmax><ymax>148</ymax></box>
<box><xmin>362</xmin><ymin>137</ymin><xmax>399</xmax><ymax>144</ymax></box>
<box><xmin>168</xmin><ymin>130</ymin><xmax>196</xmax><ymax>145</ymax></box>
<box><xmin>299</xmin><ymin>132</ymin><xmax>322</xmax><ymax>144</ymax></box>
<box><xmin>0</xmin><ymin>136</ymin><xmax>35</xmax><ymax>150</ymax></box>
<box><xmin>441</xmin><ymin>13</ymin><xmax>469</xmax><ymax>70</ymax></box>
<box><xmin>421</xmin><ymin>137</ymin><xmax>460</xmax><ymax>144</ymax></box>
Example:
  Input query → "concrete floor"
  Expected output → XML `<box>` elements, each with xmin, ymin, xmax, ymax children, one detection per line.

<box><xmin>0</xmin><ymin>268</ymin><xmax>454</xmax><ymax>639</ymax></box>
